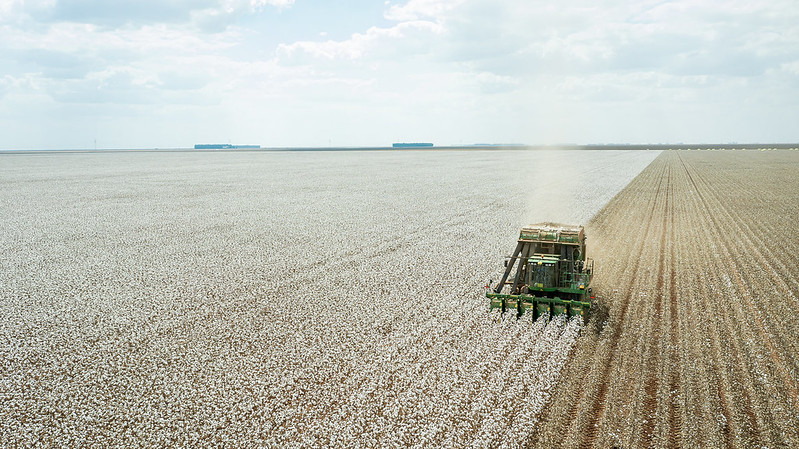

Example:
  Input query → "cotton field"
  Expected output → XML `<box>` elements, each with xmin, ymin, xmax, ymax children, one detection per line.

<box><xmin>1</xmin><ymin>149</ymin><xmax>659</xmax><ymax>447</ymax></box>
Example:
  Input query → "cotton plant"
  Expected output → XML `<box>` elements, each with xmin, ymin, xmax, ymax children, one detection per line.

<box><xmin>0</xmin><ymin>149</ymin><xmax>658</xmax><ymax>447</ymax></box>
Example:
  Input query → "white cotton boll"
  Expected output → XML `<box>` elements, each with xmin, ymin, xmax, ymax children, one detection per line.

<box><xmin>0</xmin><ymin>149</ymin><xmax>653</xmax><ymax>447</ymax></box>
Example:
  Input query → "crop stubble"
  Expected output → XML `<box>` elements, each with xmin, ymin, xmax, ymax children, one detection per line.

<box><xmin>531</xmin><ymin>149</ymin><xmax>799</xmax><ymax>449</ymax></box>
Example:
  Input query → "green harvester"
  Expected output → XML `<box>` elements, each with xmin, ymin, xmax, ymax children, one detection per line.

<box><xmin>487</xmin><ymin>223</ymin><xmax>594</xmax><ymax>321</ymax></box>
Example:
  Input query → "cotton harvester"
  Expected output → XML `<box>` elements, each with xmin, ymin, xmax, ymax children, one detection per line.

<box><xmin>486</xmin><ymin>223</ymin><xmax>594</xmax><ymax>320</ymax></box>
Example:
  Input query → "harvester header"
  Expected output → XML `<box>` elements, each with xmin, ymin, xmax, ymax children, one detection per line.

<box><xmin>487</xmin><ymin>223</ymin><xmax>594</xmax><ymax>320</ymax></box>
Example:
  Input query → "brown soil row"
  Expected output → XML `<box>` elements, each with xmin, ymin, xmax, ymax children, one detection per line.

<box><xmin>529</xmin><ymin>149</ymin><xmax>799</xmax><ymax>449</ymax></box>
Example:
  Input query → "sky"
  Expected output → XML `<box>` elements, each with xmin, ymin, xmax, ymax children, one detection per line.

<box><xmin>1</xmin><ymin>0</ymin><xmax>798</xmax><ymax>149</ymax></box>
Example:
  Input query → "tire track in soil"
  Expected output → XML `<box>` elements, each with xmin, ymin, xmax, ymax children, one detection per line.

<box><xmin>641</xmin><ymin>164</ymin><xmax>671</xmax><ymax>447</ymax></box>
<box><xmin>690</xmin><ymin>155</ymin><xmax>799</xmax><ymax>310</ymax></box>
<box><xmin>529</xmin><ymin>160</ymin><xmax>668</xmax><ymax>449</ymax></box>
<box><xmin>683</xmin><ymin>154</ymin><xmax>799</xmax><ymax>446</ymax></box>
<box><xmin>666</xmin><ymin>259</ymin><xmax>682</xmax><ymax>448</ymax></box>
<box><xmin>680</xmin><ymin>152</ymin><xmax>799</xmax><ymax>402</ymax></box>
<box><xmin>666</xmin><ymin>194</ymin><xmax>682</xmax><ymax>449</ymax></box>
<box><xmin>532</xmin><ymin>150</ymin><xmax>799</xmax><ymax>448</ymax></box>
<box><xmin>527</xmin><ymin>160</ymin><xmax>666</xmax><ymax>449</ymax></box>
<box><xmin>675</xmin><ymin>155</ymin><xmax>735</xmax><ymax>449</ymax></box>
<box><xmin>693</xmin><ymin>272</ymin><xmax>740</xmax><ymax>448</ymax></box>
<box><xmin>577</xmin><ymin>159</ymin><xmax>670</xmax><ymax>449</ymax></box>
<box><xmin>678</xmin><ymin>153</ymin><xmax>763</xmax><ymax>447</ymax></box>
<box><xmin>682</xmin><ymin>155</ymin><xmax>799</xmax><ymax>413</ymax></box>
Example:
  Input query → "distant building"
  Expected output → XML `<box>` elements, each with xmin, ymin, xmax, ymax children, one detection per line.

<box><xmin>195</xmin><ymin>144</ymin><xmax>232</xmax><ymax>149</ymax></box>
<box><xmin>194</xmin><ymin>144</ymin><xmax>260</xmax><ymax>149</ymax></box>
<box><xmin>392</xmin><ymin>142</ymin><xmax>434</xmax><ymax>148</ymax></box>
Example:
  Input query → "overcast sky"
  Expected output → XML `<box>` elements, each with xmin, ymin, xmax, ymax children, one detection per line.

<box><xmin>1</xmin><ymin>0</ymin><xmax>797</xmax><ymax>149</ymax></box>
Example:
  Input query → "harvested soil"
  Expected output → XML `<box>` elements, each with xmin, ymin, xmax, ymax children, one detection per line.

<box><xmin>531</xmin><ymin>149</ymin><xmax>799</xmax><ymax>449</ymax></box>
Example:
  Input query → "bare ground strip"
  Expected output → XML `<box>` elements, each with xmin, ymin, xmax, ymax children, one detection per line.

<box><xmin>530</xmin><ymin>149</ymin><xmax>799</xmax><ymax>449</ymax></box>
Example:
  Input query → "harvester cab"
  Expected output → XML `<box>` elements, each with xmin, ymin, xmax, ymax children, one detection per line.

<box><xmin>487</xmin><ymin>223</ymin><xmax>594</xmax><ymax>321</ymax></box>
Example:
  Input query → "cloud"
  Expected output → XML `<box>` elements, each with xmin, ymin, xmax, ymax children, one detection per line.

<box><xmin>0</xmin><ymin>18</ymin><xmax>247</xmax><ymax>109</ymax></box>
<box><xmin>1</xmin><ymin>0</ymin><xmax>294</xmax><ymax>30</ymax></box>
<box><xmin>49</xmin><ymin>67</ymin><xmax>157</xmax><ymax>104</ymax></box>
<box><xmin>384</xmin><ymin>0</ymin><xmax>463</xmax><ymax>21</ymax></box>
<box><xmin>36</xmin><ymin>0</ymin><xmax>212</xmax><ymax>26</ymax></box>
<box><xmin>1</xmin><ymin>48</ymin><xmax>98</xmax><ymax>80</ymax></box>
<box><xmin>379</xmin><ymin>0</ymin><xmax>799</xmax><ymax>83</ymax></box>
<box><xmin>472</xmin><ymin>71</ymin><xmax>519</xmax><ymax>94</ymax></box>
<box><xmin>1</xmin><ymin>0</ymin><xmax>798</xmax><ymax>148</ymax></box>
<box><xmin>277</xmin><ymin>20</ymin><xmax>444</xmax><ymax>62</ymax></box>
<box><xmin>44</xmin><ymin>66</ymin><xmax>221</xmax><ymax>106</ymax></box>
<box><xmin>268</xmin><ymin>0</ymin><xmax>799</xmax><ymax>144</ymax></box>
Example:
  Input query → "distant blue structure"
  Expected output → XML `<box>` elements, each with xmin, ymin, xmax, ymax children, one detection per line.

<box><xmin>195</xmin><ymin>144</ymin><xmax>260</xmax><ymax>149</ymax></box>
<box><xmin>393</xmin><ymin>142</ymin><xmax>434</xmax><ymax>148</ymax></box>
<box><xmin>195</xmin><ymin>144</ymin><xmax>232</xmax><ymax>149</ymax></box>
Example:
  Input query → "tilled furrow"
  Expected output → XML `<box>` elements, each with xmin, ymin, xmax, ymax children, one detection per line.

<box><xmin>534</xmin><ymin>149</ymin><xmax>799</xmax><ymax>449</ymax></box>
<box><xmin>577</xmin><ymin>158</ymin><xmax>671</xmax><ymax>449</ymax></box>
